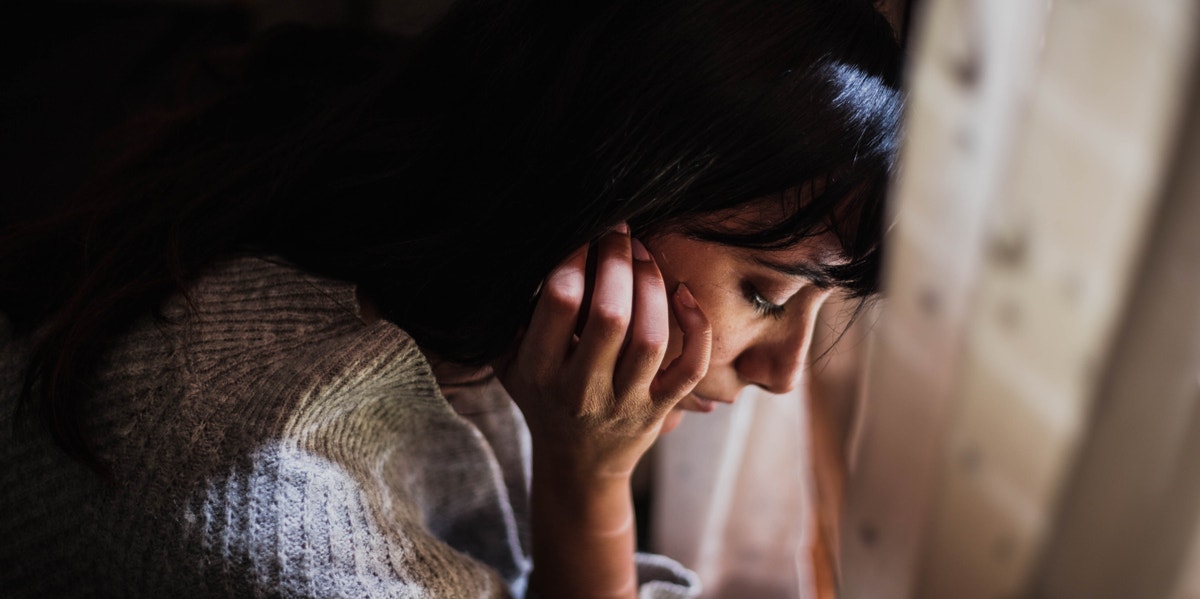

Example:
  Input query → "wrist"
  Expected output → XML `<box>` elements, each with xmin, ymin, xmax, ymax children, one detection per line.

<box><xmin>528</xmin><ymin>430</ymin><xmax>648</xmax><ymax>480</ymax></box>
<box><xmin>532</xmin><ymin>457</ymin><xmax>633</xmax><ymax>528</ymax></box>
<box><xmin>532</xmin><ymin>447</ymin><xmax>634</xmax><ymax>492</ymax></box>
<box><xmin>528</xmin><ymin>461</ymin><xmax>639</xmax><ymax>598</ymax></box>
<box><xmin>532</xmin><ymin>452</ymin><xmax>632</xmax><ymax>496</ymax></box>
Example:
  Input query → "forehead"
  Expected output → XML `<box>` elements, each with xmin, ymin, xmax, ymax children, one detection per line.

<box><xmin>651</xmin><ymin>226</ymin><xmax>844</xmax><ymax>295</ymax></box>
<box><xmin>689</xmin><ymin>196</ymin><xmax>850</xmax><ymax>266</ymax></box>
<box><xmin>647</xmin><ymin>214</ymin><xmax>845</xmax><ymax>297</ymax></box>
<box><xmin>736</xmin><ymin>231</ymin><xmax>847</xmax><ymax>285</ymax></box>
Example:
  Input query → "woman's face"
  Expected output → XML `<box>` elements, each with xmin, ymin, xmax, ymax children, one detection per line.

<box><xmin>646</xmin><ymin>209</ymin><xmax>845</xmax><ymax>433</ymax></box>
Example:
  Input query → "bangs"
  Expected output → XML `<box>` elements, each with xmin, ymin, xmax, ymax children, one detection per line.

<box><xmin>651</xmin><ymin>53</ymin><xmax>902</xmax><ymax>299</ymax></box>
<box><xmin>681</xmin><ymin>164</ymin><xmax>890</xmax><ymax>299</ymax></box>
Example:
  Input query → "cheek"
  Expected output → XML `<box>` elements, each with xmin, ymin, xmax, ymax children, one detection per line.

<box><xmin>706</xmin><ymin>333</ymin><xmax>753</xmax><ymax>374</ymax></box>
<box><xmin>662</xmin><ymin>297</ymin><xmax>753</xmax><ymax>369</ymax></box>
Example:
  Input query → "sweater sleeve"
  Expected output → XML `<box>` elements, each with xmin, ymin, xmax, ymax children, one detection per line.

<box><xmin>181</xmin><ymin>443</ymin><xmax>700</xmax><ymax>598</ymax></box>
<box><xmin>176</xmin><ymin>441</ymin><xmax>513</xmax><ymax>598</ymax></box>
<box><xmin>635</xmin><ymin>553</ymin><xmax>703</xmax><ymax>599</ymax></box>
<box><xmin>144</xmin><ymin>257</ymin><xmax>526</xmax><ymax>597</ymax></box>
<box><xmin>518</xmin><ymin>554</ymin><xmax>700</xmax><ymax>599</ymax></box>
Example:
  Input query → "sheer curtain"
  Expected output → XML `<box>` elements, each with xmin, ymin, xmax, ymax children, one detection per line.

<box><xmin>649</xmin><ymin>301</ymin><xmax>871</xmax><ymax>599</ymax></box>
<box><xmin>650</xmin><ymin>386</ymin><xmax>816</xmax><ymax>598</ymax></box>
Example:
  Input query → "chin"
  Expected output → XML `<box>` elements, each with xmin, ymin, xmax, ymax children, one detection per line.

<box><xmin>660</xmin><ymin>408</ymin><xmax>687</xmax><ymax>435</ymax></box>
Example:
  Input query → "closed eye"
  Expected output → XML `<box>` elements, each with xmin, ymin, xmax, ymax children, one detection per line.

<box><xmin>743</xmin><ymin>283</ymin><xmax>786</xmax><ymax>320</ymax></box>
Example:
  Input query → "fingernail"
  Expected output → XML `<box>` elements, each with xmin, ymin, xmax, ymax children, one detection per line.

<box><xmin>676</xmin><ymin>283</ymin><xmax>697</xmax><ymax>308</ymax></box>
<box><xmin>631</xmin><ymin>238</ymin><xmax>651</xmax><ymax>262</ymax></box>
<box><xmin>612</xmin><ymin>221</ymin><xmax>630</xmax><ymax>235</ymax></box>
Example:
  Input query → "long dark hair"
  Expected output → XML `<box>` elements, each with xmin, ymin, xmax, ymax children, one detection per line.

<box><xmin>0</xmin><ymin>0</ymin><xmax>903</xmax><ymax>466</ymax></box>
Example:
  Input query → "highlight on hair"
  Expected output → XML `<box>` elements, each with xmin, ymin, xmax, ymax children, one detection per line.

<box><xmin>0</xmin><ymin>0</ymin><xmax>904</xmax><ymax>468</ymax></box>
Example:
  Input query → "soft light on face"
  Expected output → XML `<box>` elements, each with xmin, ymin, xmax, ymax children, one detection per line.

<box><xmin>647</xmin><ymin>213</ymin><xmax>847</xmax><ymax>434</ymax></box>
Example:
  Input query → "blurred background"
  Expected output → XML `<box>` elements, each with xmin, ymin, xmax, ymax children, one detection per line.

<box><xmin>7</xmin><ymin>1</ymin><xmax>1200</xmax><ymax>599</ymax></box>
<box><xmin>843</xmin><ymin>1</ymin><xmax>1200</xmax><ymax>599</ymax></box>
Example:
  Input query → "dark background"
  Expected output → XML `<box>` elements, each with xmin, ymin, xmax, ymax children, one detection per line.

<box><xmin>0</xmin><ymin>0</ymin><xmax>463</xmax><ymax>226</ymax></box>
<box><xmin>0</xmin><ymin>0</ymin><xmax>915</xmax><ymax>225</ymax></box>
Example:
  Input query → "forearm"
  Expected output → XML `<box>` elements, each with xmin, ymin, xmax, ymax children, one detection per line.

<box><xmin>528</xmin><ymin>456</ymin><xmax>639</xmax><ymax>599</ymax></box>
<box><xmin>497</xmin><ymin>228</ymin><xmax>711</xmax><ymax>599</ymax></box>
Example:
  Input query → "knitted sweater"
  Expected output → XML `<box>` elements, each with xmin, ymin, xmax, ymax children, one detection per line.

<box><xmin>0</xmin><ymin>256</ymin><xmax>700</xmax><ymax>598</ymax></box>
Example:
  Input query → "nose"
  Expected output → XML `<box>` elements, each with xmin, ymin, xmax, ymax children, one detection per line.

<box><xmin>734</xmin><ymin>292</ymin><xmax>828</xmax><ymax>394</ymax></box>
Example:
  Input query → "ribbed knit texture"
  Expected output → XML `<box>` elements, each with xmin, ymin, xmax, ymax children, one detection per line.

<box><xmin>0</xmin><ymin>256</ymin><xmax>700</xmax><ymax>598</ymax></box>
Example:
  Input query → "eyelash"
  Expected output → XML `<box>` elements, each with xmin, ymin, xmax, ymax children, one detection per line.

<box><xmin>744</xmin><ymin>284</ymin><xmax>786</xmax><ymax>320</ymax></box>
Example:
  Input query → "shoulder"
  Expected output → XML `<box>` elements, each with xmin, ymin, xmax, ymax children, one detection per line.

<box><xmin>178</xmin><ymin>254</ymin><xmax>373</xmax><ymax>346</ymax></box>
<box><xmin>115</xmin><ymin>257</ymin><xmax>517</xmax><ymax>593</ymax></box>
<box><xmin>164</xmin><ymin>254</ymin><xmax>430</xmax><ymax>391</ymax></box>
<box><xmin>2</xmin><ymin>256</ymin><xmax>524</xmax><ymax>596</ymax></box>
<box><xmin>144</xmin><ymin>253</ymin><xmax>454</xmax><ymax>457</ymax></box>
<box><xmin>167</xmin><ymin>257</ymin><xmax>520</xmax><ymax>596</ymax></box>
<box><xmin>88</xmin><ymin>253</ymin><xmax>446</xmax><ymax>482</ymax></box>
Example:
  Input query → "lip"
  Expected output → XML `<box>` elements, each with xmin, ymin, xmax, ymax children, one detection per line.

<box><xmin>681</xmin><ymin>391</ymin><xmax>735</xmax><ymax>413</ymax></box>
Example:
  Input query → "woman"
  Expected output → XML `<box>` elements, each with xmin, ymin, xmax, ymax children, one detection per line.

<box><xmin>0</xmin><ymin>0</ymin><xmax>902</xmax><ymax>596</ymax></box>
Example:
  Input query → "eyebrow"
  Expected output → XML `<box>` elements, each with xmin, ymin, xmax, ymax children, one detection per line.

<box><xmin>752</xmin><ymin>256</ymin><xmax>837</xmax><ymax>289</ymax></box>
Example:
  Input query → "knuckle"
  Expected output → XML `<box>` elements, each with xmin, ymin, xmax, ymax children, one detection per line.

<box><xmin>668</xmin><ymin>372</ymin><xmax>704</xmax><ymax>397</ymax></box>
<box><xmin>591</xmin><ymin>303</ymin><xmax>630</xmax><ymax>332</ymax></box>
<box><xmin>542</xmin><ymin>279</ymin><xmax>584</xmax><ymax>312</ymax></box>
<box><xmin>629</xmin><ymin>332</ymin><xmax>668</xmax><ymax>360</ymax></box>
<box><xmin>675</xmin><ymin>355</ymin><xmax>709</xmax><ymax>389</ymax></box>
<box><xmin>626</xmin><ymin>339</ymin><xmax>665</xmax><ymax>370</ymax></box>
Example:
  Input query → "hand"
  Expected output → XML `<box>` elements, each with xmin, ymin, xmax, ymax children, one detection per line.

<box><xmin>494</xmin><ymin>223</ymin><xmax>712</xmax><ymax>482</ymax></box>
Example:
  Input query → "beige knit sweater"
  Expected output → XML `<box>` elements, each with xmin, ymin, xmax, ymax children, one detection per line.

<box><xmin>0</xmin><ymin>256</ymin><xmax>699</xmax><ymax>598</ymax></box>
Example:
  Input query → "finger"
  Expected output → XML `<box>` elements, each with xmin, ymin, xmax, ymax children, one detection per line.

<box><xmin>569</xmin><ymin>224</ymin><xmax>633</xmax><ymax>389</ymax></box>
<box><xmin>518</xmin><ymin>243</ymin><xmax>589</xmax><ymax>379</ymax></box>
<box><xmin>652</xmin><ymin>283</ymin><xmax>712</xmax><ymax>402</ymax></box>
<box><xmin>614</xmin><ymin>238</ymin><xmax>669</xmax><ymax>396</ymax></box>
